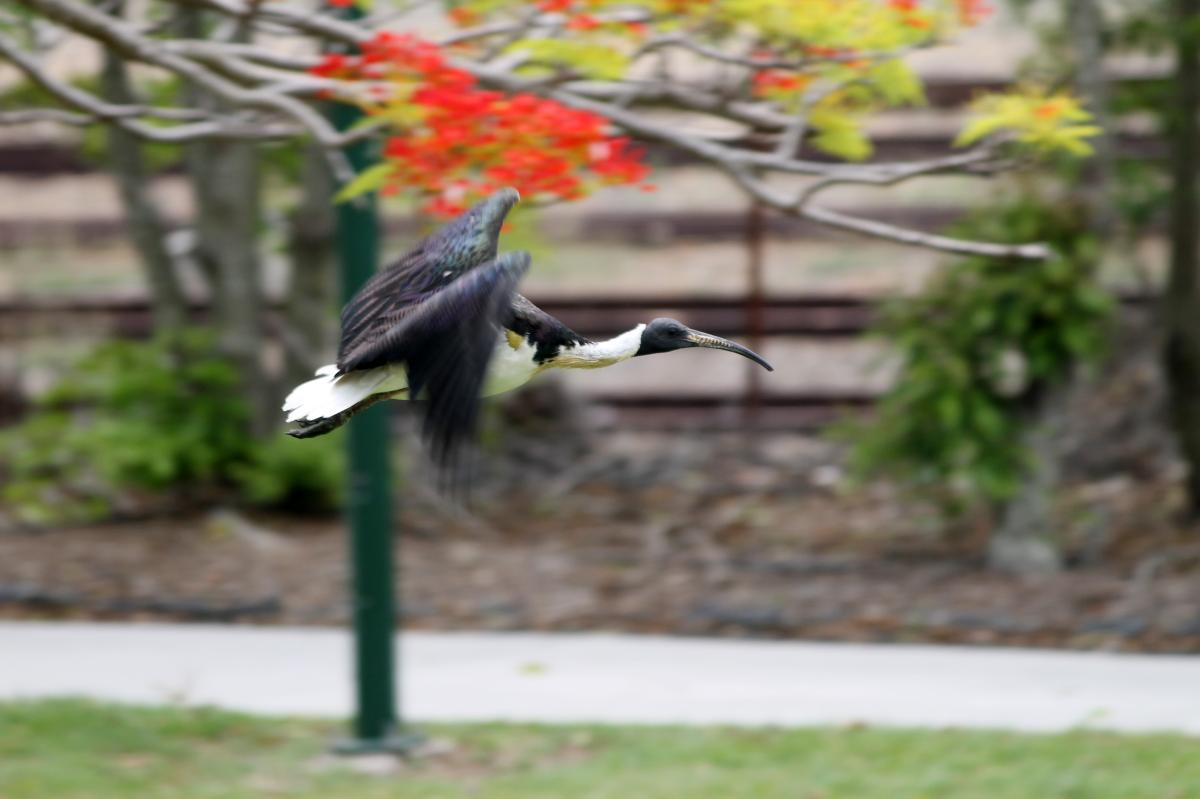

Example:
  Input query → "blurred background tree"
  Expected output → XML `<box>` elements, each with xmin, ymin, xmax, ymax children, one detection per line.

<box><xmin>3</xmin><ymin>0</ymin><xmax>1200</xmax><ymax>651</ymax></box>
<box><xmin>0</xmin><ymin>0</ymin><xmax>1092</xmax><ymax>524</ymax></box>
<box><xmin>845</xmin><ymin>0</ymin><xmax>1200</xmax><ymax>572</ymax></box>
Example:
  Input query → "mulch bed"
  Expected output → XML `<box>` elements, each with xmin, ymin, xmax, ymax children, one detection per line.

<box><xmin>3</xmin><ymin>433</ymin><xmax>1198</xmax><ymax>654</ymax></box>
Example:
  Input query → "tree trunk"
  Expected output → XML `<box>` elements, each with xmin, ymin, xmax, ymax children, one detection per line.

<box><xmin>187</xmin><ymin>140</ymin><xmax>269</xmax><ymax>434</ymax></box>
<box><xmin>178</xmin><ymin>8</ymin><xmax>271</xmax><ymax>436</ymax></box>
<box><xmin>986</xmin><ymin>0</ymin><xmax>1114</xmax><ymax>572</ymax></box>
<box><xmin>282</xmin><ymin>144</ymin><xmax>338</xmax><ymax>388</ymax></box>
<box><xmin>1165</xmin><ymin>0</ymin><xmax>1200</xmax><ymax>517</ymax></box>
<box><xmin>1068</xmin><ymin>0</ymin><xmax>1116</xmax><ymax>222</ymax></box>
<box><xmin>988</xmin><ymin>390</ymin><xmax>1066</xmax><ymax>574</ymax></box>
<box><xmin>98</xmin><ymin>7</ymin><xmax>187</xmax><ymax>332</ymax></box>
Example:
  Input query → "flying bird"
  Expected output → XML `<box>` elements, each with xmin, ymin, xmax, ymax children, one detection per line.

<box><xmin>283</xmin><ymin>188</ymin><xmax>773</xmax><ymax>465</ymax></box>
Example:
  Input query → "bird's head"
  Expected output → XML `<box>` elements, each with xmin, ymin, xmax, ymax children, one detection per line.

<box><xmin>635</xmin><ymin>318</ymin><xmax>774</xmax><ymax>371</ymax></box>
<box><xmin>425</xmin><ymin>187</ymin><xmax>521</xmax><ymax>272</ymax></box>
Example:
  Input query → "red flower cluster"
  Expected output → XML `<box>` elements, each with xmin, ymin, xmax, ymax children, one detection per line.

<box><xmin>886</xmin><ymin>0</ymin><xmax>991</xmax><ymax>26</ymax></box>
<box><xmin>886</xmin><ymin>0</ymin><xmax>932</xmax><ymax>29</ymax></box>
<box><xmin>1033</xmin><ymin>99</ymin><xmax>1066</xmax><ymax>120</ymax></box>
<box><xmin>447</xmin><ymin>6</ymin><xmax>480</xmax><ymax>26</ymax></box>
<box><xmin>311</xmin><ymin>32</ymin><xmax>650</xmax><ymax>216</ymax></box>
<box><xmin>533</xmin><ymin>0</ymin><xmax>621</xmax><ymax>35</ymax></box>
<box><xmin>955</xmin><ymin>0</ymin><xmax>991</xmax><ymax>25</ymax></box>
<box><xmin>752</xmin><ymin>69</ymin><xmax>812</xmax><ymax>96</ymax></box>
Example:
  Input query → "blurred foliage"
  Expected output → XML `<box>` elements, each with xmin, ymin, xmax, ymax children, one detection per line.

<box><xmin>230</xmin><ymin>435</ymin><xmax>345</xmax><ymax>516</ymax></box>
<box><xmin>510</xmin><ymin>38</ymin><xmax>631</xmax><ymax>80</ymax></box>
<box><xmin>0</xmin><ymin>332</ymin><xmax>344</xmax><ymax>525</ymax></box>
<box><xmin>1007</xmin><ymin>0</ymin><xmax>1174</xmax><ymax>232</ymax></box>
<box><xmin>0</xmin><ymin>71</ymin><xmax>76</xmax><ymax>111</ymax></box>
<box><xmin>843</xmin><ymin>192</ymin><xmax>1112</xmax><ymax>507</ymax></box>
<box><xmin>321</xmin><ymin>0</ymin><xmax>1080</xmax><ymax>207</ymax></box>
<box><xmin>0</xmin><ymin>76</ymin><xmax>183</xmax><ymax>172</ymax></box>
<box><xmin>955</xmin><ymin>88</ymin><xmax>1101</xmax><ymax>156</ymax></box>
<box><xmin>0</xmin><ymin>73</ymin><xmax>310</xmax><ymax>191</ymax></box>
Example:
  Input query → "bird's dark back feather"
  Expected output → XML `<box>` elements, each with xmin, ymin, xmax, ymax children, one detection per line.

<box><xmin>407</xmin><ymin>252</ymin><xmax>530</xmax><ymax>486</ymax></box>
<box><xmin>337</xmin><ymin>251</ymin><xmax>530</xmax><ymax>486</ymax></box>
<box><xmin>337</xmin><ymin>188</ymin><xmax>519</xmax><ymax>372</ymax></box>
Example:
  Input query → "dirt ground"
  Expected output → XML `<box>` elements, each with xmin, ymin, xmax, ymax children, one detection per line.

<box><xmin>2</xmin><ymin>427</ymin><xmax>1198</xmax><ymax>654</ymax></box>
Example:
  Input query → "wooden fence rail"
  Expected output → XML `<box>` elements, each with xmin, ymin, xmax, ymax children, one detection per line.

<box><xmin>0</xmin><ymin>292</ymin><xmax>1155</xmax><ymax>430</ymax></box>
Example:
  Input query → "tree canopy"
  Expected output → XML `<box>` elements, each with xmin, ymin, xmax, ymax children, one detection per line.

<box><xmin>2</xmin><ymin>0</ymin><xmax>1097</xmax><ymax>255</ymax></box>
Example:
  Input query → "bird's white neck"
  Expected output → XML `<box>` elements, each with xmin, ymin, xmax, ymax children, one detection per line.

<box><xmin>551</xmin><ymin>324</ymin><xmax>646</xmax><ymax>369</ymax></box>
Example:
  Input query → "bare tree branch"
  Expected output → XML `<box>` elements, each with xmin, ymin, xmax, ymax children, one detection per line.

<box><xmin>13</xmin><ymin>0</ymin><xmax>349</xmax><ymax>148</ymax></box>
<box><xmin>0</xmin><ymin>108</ymin><xmax>94</xmax><ymax>125</ymax></box>
<box><xmin>4</xmin><ymin>0</ymin><xmax>1052</xmax><ymax>259</ymax></box>
<box><xmin>800</xmin><ymin>205</ymin><xmax>1049</xmax><ymax>260</ymax></box>
<box><xmin>0</xmin><ymin>32</ymin><xmax>207</xmax><ymax>122</ymax></box>
<box><xmin>0</xmin><ymin>30</ymin><xmax>297</xmax><ymax>140</ymax></box>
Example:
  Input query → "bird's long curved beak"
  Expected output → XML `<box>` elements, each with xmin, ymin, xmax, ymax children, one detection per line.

<box><xmin>685</xmin><ymin>329</ymin><xmax>774</xmax><ymax>371</ymax></box>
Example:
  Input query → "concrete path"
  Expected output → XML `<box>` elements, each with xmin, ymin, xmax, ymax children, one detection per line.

<box><xmin>2</xmin><ymin>622</ymin><xmax>1198</xmax><ymax>734</ymax></box>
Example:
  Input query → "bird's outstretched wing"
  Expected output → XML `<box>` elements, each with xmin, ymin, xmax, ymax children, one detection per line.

<box><xmin>341</xmin><ymin>251</ymin><xmax>531</xmax><ymax>473</ymax></box>
<box><xmin>337</xmin><ymin>188</ymin><xmax>519</xmax><ymax>370</ymax></box>
<box><xmin>505</xmin><ymin>295</ymin><xmax>590</xmax><ymax>364</ymax></box>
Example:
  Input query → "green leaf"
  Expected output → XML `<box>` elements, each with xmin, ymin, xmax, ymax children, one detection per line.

<box><xmin>507</xmin><ymin>39</ymin><xmax>629</xmax><ymax>81</ymax></box>
<box><xmin>811</xmin><ymin>127</ymin><xmax>872</xmax><ymax>160</ymax></box>
<box><xmin>954</xmin><ymin>116</ymin><xmax>1005</xmax><ymax>147</ymax></box>
<box><xmin>867</xmin><ymin>60</ymin><xmax>925</xmax><ymax>106</ymax></box>
<box><xmin>844</xmin><ymin>193</ymin><xmax>1111</xmax><ymax>512</ymax></box>
<box><xmin>334</xmin><ymin>162</ymin><xmax>393</xmax><ymax>203</ymax></box>
<box><xmin>937</xmin><ymin>394</ymin><xmax>963</xmax><ymax>429</ymax></box>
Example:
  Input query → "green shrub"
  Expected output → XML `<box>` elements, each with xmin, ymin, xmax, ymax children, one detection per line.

<box><xmin>231</xmin><ymin>432</ymin><xmax>345</xmax><ymax>515</ymax></box>
<box><xmin>0</xmin><ymin>330</ymin><xmax>345</xmax><ymax>523</ymax></box>
<box><xmin>842</xmin><ymin>193</ymin><xmax>1112</xmax><ymax>508</ymax></box>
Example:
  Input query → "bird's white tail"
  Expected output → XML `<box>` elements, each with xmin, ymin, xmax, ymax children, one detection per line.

<box><xmin>283</xmin><ymin>364</ymin><xmax>408</xmax><ymax>425</ymax></box>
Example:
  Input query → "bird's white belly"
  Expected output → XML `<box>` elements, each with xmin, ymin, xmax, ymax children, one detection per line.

<box><xmin>287</xmin><ymin>334</ymin><xmax>539</xmax><ymax>421</ymax></box>
<box><xmin>481</xmin><ymin>334</ymin><xmax>542</xmax><ymax>397</ymax></box>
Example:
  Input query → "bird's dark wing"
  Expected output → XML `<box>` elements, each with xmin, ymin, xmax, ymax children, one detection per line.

<box><xmin>341</xmin><ymin>251</ymin><xmax>530</xmax><ymax>473</ymax></box>
<box><xmin>505</xmin><ymin>295</ymin><xmax>590</xmax><ymax>364</ymax></box>
<box><xmin>337</xmin><ymin>188</ymin><xmax>520</xmax><ymax>371</ymax></box>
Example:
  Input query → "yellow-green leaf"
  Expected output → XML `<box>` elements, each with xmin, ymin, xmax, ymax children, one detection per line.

<box><xmin>867</xmin><ymin>60</ymin><xmax>924</xmax><ymax>106</ymax></box>
<box><xmin>812</xmin><ymin>126</ymin><xmax>872</xmax><ymax>161</ymax></box>
<box><xmin>809</xmin><ymin>104</ymin><xmax>872</xmax><ymax>161</ymax></box>
<box><xmin>506</xmin><ymin>39</ymin><xmax>629</xmax><ymax>81</ymax></box>
<box><xmin>334</xmin><ymin>162</ymin><xmax>393</xmax><ymax>203</ymax></box>
<box><xmin>954</xmin><ymin>88</ymin><xmax>1101</xmax><ymax>157</ymax></box>
<box><xmin>954</xmin><ymin>116</ymin><xmax>1006</xmax><ymax>147</ymax></box>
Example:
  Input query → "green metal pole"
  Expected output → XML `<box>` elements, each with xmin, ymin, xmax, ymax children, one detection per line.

<box><xmin>334</xmin><ymin>160</ymin><xmax>397</xmax><ymax>747</ymax></box>
<box><xmin>327</xmin><ymin>8</ymin><xmax>417</xmax><ymax>753</ymax></box>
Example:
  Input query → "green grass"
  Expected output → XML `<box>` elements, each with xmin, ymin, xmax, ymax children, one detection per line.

<box><xmin>1</xmin><ymin>699</ymin><xmax>1198</xmax><ymax>799</ymax></box>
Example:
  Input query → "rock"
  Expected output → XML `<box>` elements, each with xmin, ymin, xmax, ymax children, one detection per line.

<box><xmin>206</xmin><ymin>509</ymin><xmax>292</xmax><ymax>553</ymax></box>
<box><xmin>688</xmin><ymin>601</ymin><xmax>786</xmax><ymax>632</ymax></box>
<box><xmin>988</xmin><ymin>534</ymin><xmax>1062</xmax><ymax>576</ymax></box>
<box><xmin>1079</xmin><ymin>616</ymin><xmax>1148</xmax><ymax>637</ymax></box>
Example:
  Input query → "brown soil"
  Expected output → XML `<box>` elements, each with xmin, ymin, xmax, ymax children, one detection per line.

<box><xmin>2</xmin><ymin>432</ymin><xmax>1198</xmax><ymax>654</ymax></box>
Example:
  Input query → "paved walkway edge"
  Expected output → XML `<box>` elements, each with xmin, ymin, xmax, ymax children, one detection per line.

<box><xmin>2</xmin><ymin>622</ymin><xmax>1198</xmax><ymax>734</ymax></box>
